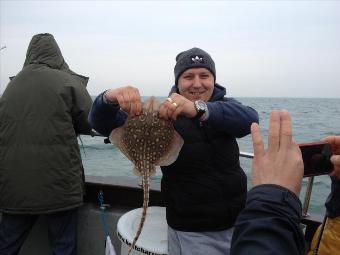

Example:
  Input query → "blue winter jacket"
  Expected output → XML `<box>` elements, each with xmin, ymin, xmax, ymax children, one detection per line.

<box><xmin>160</xmin><ymin>84</ymin><xmax>258</xmax><ymax>231</ymax></box>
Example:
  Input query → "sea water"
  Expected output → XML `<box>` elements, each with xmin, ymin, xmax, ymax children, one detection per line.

<box><xmin>80</xmin><ymin>97</ymin><xmax>340</xmax><ymax>215</ymax></box>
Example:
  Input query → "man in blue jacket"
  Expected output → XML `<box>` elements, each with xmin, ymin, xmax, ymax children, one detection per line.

<box><xmin>89</xmin><ymin>47</ymin><xmax>259</xmax><ymax>255</ymax></box>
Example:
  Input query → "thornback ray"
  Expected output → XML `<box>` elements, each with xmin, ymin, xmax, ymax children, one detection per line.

<box><xmin>109</xmin><ymin>96</ymin><xmax>184</xmax><ymax>254</ymax></box>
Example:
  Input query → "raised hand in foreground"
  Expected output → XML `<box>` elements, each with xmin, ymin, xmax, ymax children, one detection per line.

<box><xmin>251</xmin><ymin>109</ymin><xmax>304</xmax><ymax>196</ymax></box>
<box><xmin>231</xmin><ymin>110</ymin><xmax>305</xmax><ymax>255</ymax></box>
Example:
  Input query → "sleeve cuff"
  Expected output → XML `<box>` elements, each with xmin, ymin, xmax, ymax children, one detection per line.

<box><xmin>248</xmin><ymin>184</ymin><xmax>302</xmax><ymax>217</ymax></box>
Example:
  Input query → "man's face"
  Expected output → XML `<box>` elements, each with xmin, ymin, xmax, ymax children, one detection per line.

<box><xmin>177</xmin><ymin>68</ymin><xmax>214</xmax><ymax>102</ymax></box>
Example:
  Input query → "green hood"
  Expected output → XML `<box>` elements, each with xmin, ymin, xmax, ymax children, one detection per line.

<box><xmin>16</xmin><ymin>33</ymin><xmax>89</xmax><ymax>86</ymax></box>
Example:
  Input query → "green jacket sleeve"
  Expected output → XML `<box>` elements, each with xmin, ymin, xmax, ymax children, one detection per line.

<box><xmin>70</xmin><ymin>79</ymin><xmax>93</xmax><ymax>135</ymax></box>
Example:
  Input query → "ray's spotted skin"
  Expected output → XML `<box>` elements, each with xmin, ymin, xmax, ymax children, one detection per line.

<box><xmin>110</xmin><ymin>97</ymin><xmax>184</xmax><ymax>254</ymax></box>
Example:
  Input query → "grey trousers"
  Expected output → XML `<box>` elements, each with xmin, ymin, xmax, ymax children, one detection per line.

<box><xmin>168</xmin><ymin>226</ymin><xmax>234</xmax><ymax>255</ymax></box>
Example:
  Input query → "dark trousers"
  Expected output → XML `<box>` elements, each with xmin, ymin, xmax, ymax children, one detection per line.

<box><xmin>0</xmin><ymin>208</ymin><xmax>78</xmax><ymax>255</ymax></box>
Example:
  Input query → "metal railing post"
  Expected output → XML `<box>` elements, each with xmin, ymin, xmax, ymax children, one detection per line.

<box><xmin>302</xmin><ymin>176</ymin><xmax>314</xmax><ymax>217</ymax></box>
<box><xmin>239</xmin><ymin>151</ymin><xmax>254</xmax><ymax>159</ymax></box>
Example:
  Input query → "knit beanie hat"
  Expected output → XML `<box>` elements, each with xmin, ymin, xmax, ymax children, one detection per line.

<box><xmin>174</xmin><ymin>47</ymin><xmax>216</xmax><ymax>85</ymax></box>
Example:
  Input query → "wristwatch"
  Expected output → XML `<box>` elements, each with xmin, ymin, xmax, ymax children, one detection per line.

<box><xmin>194</xmin><ymin>100</ymin><xmax>208</xmax><ymax>120</ymax></box>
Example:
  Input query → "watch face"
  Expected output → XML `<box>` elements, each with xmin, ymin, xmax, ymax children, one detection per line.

<box><xmin>195</xmin><ymin>100</ymin><xmax>207</xmax><ymax>119</ymax></box>
<box><xmin>197</xmin><ymin>100</ymin><xmax>206</xmax><ymax>110</ymax></box>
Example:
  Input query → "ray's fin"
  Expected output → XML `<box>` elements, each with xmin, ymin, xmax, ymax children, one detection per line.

<box><xmin>157</xmin><ymin>130</ymin><xmax>184</xmax><ymax>166</ymax></box>
<box><xmin>109</xmin><ymin>127</ymin><xmax>134</xmax><ymax>163</ymax></box>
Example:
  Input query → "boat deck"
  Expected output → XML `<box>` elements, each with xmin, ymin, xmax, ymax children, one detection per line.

<box><xmin>0</xmin><ymin>175</ymin><xmax>322</xmax><ymax>255</ymax></box>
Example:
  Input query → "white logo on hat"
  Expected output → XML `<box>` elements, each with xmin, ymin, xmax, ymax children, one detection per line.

<box><xmin>191</xmin><ymin>56</ymin><xmax>203</xmax><ymax>63</ymax></box>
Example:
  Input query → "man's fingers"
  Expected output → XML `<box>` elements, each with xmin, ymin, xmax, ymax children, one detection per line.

<box><xmin>322</xmin><ymin>136</ymin><xmax>340</xmax><ymax>146</ymax></box>
<box><xmin>171</xmin><ymin>104</ymin><xmax>182</xmax><ymax>121</ymax></box>
<box><xmin>115</xmin><ymin>87</ymin><xmax>142</xmax><ymax>116</ymax></box>
<box><xmin>129</xmin><ymin>96</ymin><xmax>137</xmax><ymax>116</ymax></box>
<box><xmin>167</xmin><ymin>104</ymin><xmax>176</xmax><ymax>120</ymax></box>
<box><xmin>133</xmin><ymin>89</ymin><xmax>142</xmax><ymax>115</ymax></box>
<box><xmin>279</xmin><ymin>110</ymin><xmax>293</xmax><ymax>148</ymax></box>
<box><xmin>330</xmin><ymin>156</ymin><xmax>340</xmax><ymax>178</ymax></box>
<box><xmin>129</xmin><ymin>90</ymin><xmax>142</xmax><ymax>116</ymax></box>
<box><xmin>268</xmin><ymin>110</ymin><xmax>280</xmax><ymax>153</ymax></box>
<box><xmin>330</xmin><ymin>155</ymin><xmax>340</xmax><ymax>167</ymax></box>
<box><xmin>116</xmin><ymin>94</ymin><xmax>127</xmax><ymax>110</ymax></box>
<box><xmin>158</xmin><ymin>104</ymin><xmax>168</xmax><ymax>120</ymax></box>
<box><xmin>122</xmin><ymin>92</ymin><xmax>132</xmax><ymax>114</ymax></box>
<box><xmin>159</xmin><ymin>102</ymin><xmax>175</xmax><ymax>120</ymax></box>
<box><xmin>322</xmin><ymin>136</ymin><xmax>340</xmax><ymax>155</ymax></box>
<box><xmin>251</xmin><ymin>123</ymin><xmax>265</xmax><ymax>157</ymax></box>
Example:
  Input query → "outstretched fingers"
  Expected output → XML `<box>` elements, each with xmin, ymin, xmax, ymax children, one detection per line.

<box><xmin>268</xmin><ymin>110</ymin><xmax>280</xmax><ymax>154</ymax></box>
<box><xmin>251</xmin><ymin>123</ymin><xmax>265</xmax><ymax>158</ymax></box>
<box><xmin>279</xmin><ymin>110</ymin><xmax>293</xmax><ymax>149</ymax></box>
<box><xmin>129</xmin><ymin>89</ymin><xmax>142</xmax><ymax>116</ymax></box>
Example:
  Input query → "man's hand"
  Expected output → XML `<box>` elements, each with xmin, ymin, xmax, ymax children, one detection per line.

<box><xmin>251</xmin><ymin>110</ymin><xmax>304</xmax><ymax>196</ymax></box>
<box><xmin>322</xmin><ymin>136</ymin><xmax>340</xmax><ymax>179</ymax></box>
<box><xmin>159</xmin><ymin>93</ymin><xmax>197</xmax><ymax>121</ymax></box>
<box><xmin>105</xmin><ymin>86</ymin><xmax>142</xmax><ymax>116</ymax></box>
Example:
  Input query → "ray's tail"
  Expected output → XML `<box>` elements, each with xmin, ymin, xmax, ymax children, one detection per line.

<box><xmin>128</xmin><ymin>168</ymin><xmax>150</xmax><ymax>254</ymax></box>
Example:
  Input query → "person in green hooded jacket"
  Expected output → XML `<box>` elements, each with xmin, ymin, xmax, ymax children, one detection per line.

<box><xmin>0</xmin><ymin>33</ymin><xmax>92</xmax><ymax>255</ymax></box>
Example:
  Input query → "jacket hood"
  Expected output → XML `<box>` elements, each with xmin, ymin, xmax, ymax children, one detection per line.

<box><xmin>24</xmin><ymin>33</ymin><xmax>66</xmax><ymax>69</ymax></box>
<box><xmin>169</xmin><ymin>83</ymin><xmax>226</xmax><ymax>101</ymax></box>
<box><xmin>22</xmin><ymin>33</ymin><xmax>88</xmax><ymax>86</ymax></box>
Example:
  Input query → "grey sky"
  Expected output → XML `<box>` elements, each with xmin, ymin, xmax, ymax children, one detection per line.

<box><xmin>1</xmin><ymin>0</ymin><xmax>339</xmax><ymax>97</ymax></box>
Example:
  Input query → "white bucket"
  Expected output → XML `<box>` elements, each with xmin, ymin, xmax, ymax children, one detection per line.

<box><xmin>117</xmin><ymin>206</ymin><xmax>168</xmax><ymax>255</ymax></box>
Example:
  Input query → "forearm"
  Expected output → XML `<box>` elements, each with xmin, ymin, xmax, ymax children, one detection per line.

<box><xmin>88</xmin><ymin>91</ymin><xmax>127</xmax><ymax>137</ymax></box>
<box><xmin>206</xmin><ymin>98</ymin><xmax>259</xmax><ymax>137</ymax></box>
<box><xmin>231</xmin><ymin>185</ymin><xmax>305</xmax><ymax>255</ymax></box>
